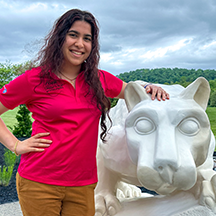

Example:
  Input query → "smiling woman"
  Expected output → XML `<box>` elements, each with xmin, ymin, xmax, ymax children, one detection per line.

<box><xmin>0</xmin><ymin>9</ymin><xmax>124</xmax><ymax>216</ymax></box>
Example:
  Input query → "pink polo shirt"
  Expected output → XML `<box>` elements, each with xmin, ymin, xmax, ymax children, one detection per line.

<box><xmin>0</xmin><ymin>67</ymin><xmax>123</xmax><ymax>186</ymax></box>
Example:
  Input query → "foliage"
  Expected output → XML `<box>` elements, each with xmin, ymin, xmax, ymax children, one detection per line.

<box><xmin>0</xmin><ymin>60</ymin><xmax>37</xmax><ymax>88</ymax></box>
<box><xmin>210</xmin><ymin>91</ymin><xmax>216</xmax><ymax>107</ymax></box>
<box><xmin>0</xmin><ymin>61</ymin><xmax>15</xmax><ymax>88</ymax></box>
<box><xmin>3</xmin><ymin>149</ymin><xmax>17</xmax><ymax>167</ymax></box>
<box><xmin>206</xmin><ymin>107</ymin><xmax>216</xmax><ymax>136</ymax></box>
<box><xmin>117</xmin><ymin>68</ymin><xmax>216</xmax><ymax>107</ymax></box>
<box><xmin>117</xmin><ymin>68</ymin><xmax>216</xmax><ymax>85</ymax></box>
<box><xmin>12</xmin><ymin>105</ymin><xmax>32</xmax><ymax>138</ymax></box>
<box><xmin>110</xmin><ymin>98</ymin><xmax>119</xmax><ymax>108</ymax></box>
<box><xmin>0</xmin><ymin>149</ymin><xmax>17</xmax><ymax>186</ymax></box>
<box><xmin>12</xmin><ymin>60</ymin><xmax>38</xmax><ymax>76</ymax></box>
<box><xmin>0</xmin><ymin>165</ymin><xmax>14</xmax><ymax>186</ymax></box>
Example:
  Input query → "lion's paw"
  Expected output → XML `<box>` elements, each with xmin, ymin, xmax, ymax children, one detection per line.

<box><xmin>95</xmin><ymin>193</ymin><xmax>122</xmax><ymax>216</ymax></box>
<box><xmin>199</xmin><ymin>174</ymin><xmax>216</xmax><ymax>213</ymax></box>
<box><xmin>116</xmin><ymin>182</ymin><xmax>142</xmax><ymax>199</ymax></box>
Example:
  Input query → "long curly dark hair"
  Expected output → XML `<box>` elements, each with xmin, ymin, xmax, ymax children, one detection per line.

<box><xmin>35</xmin><ymin>9</ymin><xmax>111</xmax><ymax>141</ymax></box>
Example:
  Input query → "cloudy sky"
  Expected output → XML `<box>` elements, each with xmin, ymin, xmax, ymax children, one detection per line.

<box><xmin>0</xmin><ymin>0</ymin><xmax>216</xmax><ymax>75</ymax></box>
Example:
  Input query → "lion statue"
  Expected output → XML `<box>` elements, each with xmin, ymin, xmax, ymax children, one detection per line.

<box><xmin>95</xmin><ymin>77</ymin><xmax>216</xmax><ymax>216</ymax></box>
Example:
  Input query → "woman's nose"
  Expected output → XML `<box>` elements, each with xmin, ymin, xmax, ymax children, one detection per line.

<box><xmin>75</xmin><ymin>38</ymin><xmax>84</xmax><ymax>48</ymax></box>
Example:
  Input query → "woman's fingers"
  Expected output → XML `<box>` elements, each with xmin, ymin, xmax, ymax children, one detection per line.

<box><xmin>33</xmin><ymin>138</ymin><xmax>52</xmax><ymax>144</ymax></box>
<box><xmin>163</xmin><ymin>92</ymin><xmax>170</xmax><ymax>100</ymax></box>
<box><xmin>31</xmin><ymin>133</ymin><xmax>52</xmax><ymax>149</ymax></box>
<box><xmin>16</xmin><ymin>132</ymin><xmax>52</xmax><ymax>155</ymax></box>
<box><xmin>34</xmin><ymin>132</ymin><xmax>50</xmax><ymax>138</ymax></box>
<box><xmin>32</xmin><ymin>142</ymin><xmax>51</xmax><ymax>147</ymax></box>
<box><xmin>146</xmin><ymin>85</ymin><xmax>169</xmax><ymax>101</ymax></box>
<box><xmin>32</xmin><ymin>132</ymin><xmax>52</xmax><ymax>145</ymax></box>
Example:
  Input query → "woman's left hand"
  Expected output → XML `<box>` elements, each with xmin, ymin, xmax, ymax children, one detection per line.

<box><xmin>145</xmin><ymin>84</ymin><xmax>170</xmax><ymax>101</ymax></box>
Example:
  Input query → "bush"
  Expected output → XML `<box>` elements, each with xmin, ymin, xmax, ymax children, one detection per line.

<box><xmin>4</xmin><ymin>148</ymin><xmax>17</xmax><ymax>167</ymax></box>
<box><xmin>0</xmin><ymin>149</ymin><xmax>17</xmax><ymax>186</ymax></box>
<box><xmin>110</xmin><ymin>98</ymin><xmax>119</xmax><ymax>107</ymax></box>
<box><xmin>12</xmin><ymin>104</ymin><xmax>32</xmax><ymax>138</ymax></box>
<box><xmin>0</xmin><ymin>61</ymin><xmax>15</xmax><ymax>88</ymax></box>
<box><xmin>0</xmin><ymin>165</ymin><xmax>14</xmax><ymax>186</ymax></box>
<box><xmin>210</xmin><ymin>91</ymin><xmax>216</xmax><ymax>107</ymax></box>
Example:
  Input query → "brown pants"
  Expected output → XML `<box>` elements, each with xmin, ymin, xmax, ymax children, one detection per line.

<box><xmin>16</xmin><ymin>173</ymin><xmax>96</xmax><ymax>216</ymax></box>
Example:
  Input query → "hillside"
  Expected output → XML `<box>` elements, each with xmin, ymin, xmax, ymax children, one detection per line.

<box><xmin>117</xmin><ymin>68</ymin><xmax>216</xmax><ymax>86</ymax></box>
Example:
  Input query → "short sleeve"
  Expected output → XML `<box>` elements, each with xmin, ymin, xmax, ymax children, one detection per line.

<box><xmin>99</xmin><ymin>70</ymin><xmax>123</xmax><ymax>98</ymax></box>
<box><xmin>0</xmin><ymin>71</ymin><xmax>33</xmax><ymax>109</ymax></box>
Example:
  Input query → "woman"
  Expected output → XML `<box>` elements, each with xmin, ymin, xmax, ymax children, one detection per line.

<box><xmin>0</xmin><ymin>9</ymin><xmax>169</xmax><ymax>216</ymax></box>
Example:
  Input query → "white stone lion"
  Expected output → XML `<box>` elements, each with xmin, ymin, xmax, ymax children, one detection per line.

<box><xmin>95</xmin><ymin>77</ymin><xmax>216</xmax><ymax>216</ymax></box>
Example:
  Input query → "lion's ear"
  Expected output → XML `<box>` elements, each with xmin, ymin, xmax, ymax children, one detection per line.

<box><xmin>124</xmin><ymin>82</ymin><xmax>151</xmax><ymax>112</ymax></box>
<box><xmin>179</xmin><ymin>77</ymin><xmax>210</xmax><ymax>110</ymax></box>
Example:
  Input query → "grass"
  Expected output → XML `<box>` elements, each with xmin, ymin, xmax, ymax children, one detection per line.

<box><xmin>1</xmin><ymin>107</ymin><xmax>18</xmax><ymax>132</ymax></box>
<box><xmin>206</xmin><ymin>107</ymin><xmax>216</xmax><ymax>136</ymax></box>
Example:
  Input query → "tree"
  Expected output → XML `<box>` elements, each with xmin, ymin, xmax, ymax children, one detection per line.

<box><xmin>12</xmin><ymin>105</ymin><xmax>32</xmax><ymax>138</ymax></box>
<box><xmin>0</xmin><ymin>61</ymin><xmax>38</xmax><ymax>89</ymax></box>
<box><xmin>12</xmin><ymin>61</ymin><xmax>38</xmax><ymax>76</ymax></box>
<box><xmin>0</xmin><ymin>61</ymin><xmax>15</xmax><ymax>88</ymax></box>
<box><xmin>110</xmin><ymin>98</ymin><xmax>119</xmax><ymax>108</ymax></box>
<box><xmin>210</xmin><ymin>91</ymin><xmax>216</xmax><ymax>107</ymax></box>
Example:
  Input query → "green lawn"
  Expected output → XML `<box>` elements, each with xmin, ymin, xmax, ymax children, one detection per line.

<box><xmin>206</xmin><ymin>107</ymin><xmax>216</xmax><ymax>136</ymax></box>
<box><xmin>1</xmin><ymin>107</ymin><xmax>18</xmax><ymax>132</ymax></box>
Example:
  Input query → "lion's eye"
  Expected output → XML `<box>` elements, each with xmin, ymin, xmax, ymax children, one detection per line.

<box><xmin>178</xmin><ymin>118</ymin><xmax>200</xmax><ymax>135</ymax></box>
<box><xmin>134</xmin><ymin>118</ymin><xmax>155</xmax><ymax>135</ymax></box>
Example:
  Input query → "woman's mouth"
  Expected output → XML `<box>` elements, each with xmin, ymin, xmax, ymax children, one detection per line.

<box><xmin>70</xmin><ymin>50</ymin><xmax>83</xmax><ymax>55</ymax></box>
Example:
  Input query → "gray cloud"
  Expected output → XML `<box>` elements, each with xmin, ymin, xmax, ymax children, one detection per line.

<box><xmin>0</xmin><ymin>0</ymin><xmax>216</xmax><ymax>75</ymax></box>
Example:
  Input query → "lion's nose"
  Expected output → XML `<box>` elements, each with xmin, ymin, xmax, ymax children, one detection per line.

<box><xmin>153</xmin><ymin>127</ymin><xmax>179</xmax><ymax>184</ymax></box>
<box><xmin>156</xmin><ymin>164</ymin><xmax>175</xmax><ymax>184</ymax></box>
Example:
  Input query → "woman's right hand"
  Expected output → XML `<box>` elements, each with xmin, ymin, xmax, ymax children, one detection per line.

<box><xmin>15</xmin><ymin>132</ymin><xmax>52</xmax><ymax>155</ymax></box>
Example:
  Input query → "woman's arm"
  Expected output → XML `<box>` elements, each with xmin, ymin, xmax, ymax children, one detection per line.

<box><xmin>116</xmin><ymin>81</ymin><xmax>170</xmax><ymax>100</ymax></box>
<box><xmin>0</xmin><ymin>103</ymin><xmax>17</xmax><ymax>152</ymax></box>
<box><xmin>0</xmin><ymin>102</ymin><xmax>51</xmax><ymax>155</ymax></box>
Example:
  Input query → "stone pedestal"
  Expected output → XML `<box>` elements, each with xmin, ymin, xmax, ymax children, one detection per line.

<box><xmin>115</xmin><ymin>192</ymin><xmax>215</xmax><ymax>216</ymax></box>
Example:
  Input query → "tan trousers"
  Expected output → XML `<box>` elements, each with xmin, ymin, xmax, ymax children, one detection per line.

<box><xmin>16</xmin><ymin>173</ymin><xmax>96</xmax><ymax>216</ymax></box>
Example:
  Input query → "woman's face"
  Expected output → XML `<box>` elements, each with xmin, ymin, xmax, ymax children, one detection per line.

<box><xmin>62</xmin><ymin>20</ymin><xmax>92</xmax><ymax>72</ymax></box>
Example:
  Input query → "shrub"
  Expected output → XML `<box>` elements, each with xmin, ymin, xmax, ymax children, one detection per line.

<box><xmin>4</xmin><ymin>148</ymin><xmax>16</xmax><ymax>167</ymax></box>
<box><xmin>0</xmin><ymin>149</ymin><xmax>17</xmax><ymax>186</ymax></box>
<box><xmin>13</xmin><ymin>104</ymin><xmax>32</xmax><ymax>138</ymax></box>
<box><xmin>210</xmin><ymin>91</ymin><xmax>216</xmax><ymax>107</ymax></box>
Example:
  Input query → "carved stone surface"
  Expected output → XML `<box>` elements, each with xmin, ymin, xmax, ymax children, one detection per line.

<box><xmin>95</xmin><ymin>77</ymin><xmax>216</xmax><ymax>216</ymax></box>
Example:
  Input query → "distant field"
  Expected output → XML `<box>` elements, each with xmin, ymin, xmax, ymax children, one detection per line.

<box><xmin>1</xmin><ymin>107</ymin><xmax>19</xmax><ymax>131</ymax></box>
<box><xmin>1</xmin><ymin>106</ymin><xmax>216</xmax><ymax>136</ymax></box>
<box><xmin>206</xmin><ymin>107</ymin><xmax>216</xmax><ymax>136</ymax></box>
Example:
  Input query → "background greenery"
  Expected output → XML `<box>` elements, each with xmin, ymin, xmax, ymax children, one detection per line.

<box><xmin>117</xmin><ymin>68</ymin><xmax>216</xmax><ymax>107</ymax></box>
<box><xmin>1</xmin><ymin>61</ymin><xmax>216</xmax><ymax>186</ymax></box>
<box><xmin>1</xmin><ymin>108</ymin><xmax>18</xmax><ymax>132</ymax></box>
<box><xmin>206</xmin><ymin>108</ymin><xmax>216</xmax><ymax>136</ymax></box>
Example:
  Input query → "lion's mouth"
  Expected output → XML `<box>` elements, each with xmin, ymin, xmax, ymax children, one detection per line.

<box><xmin>155</xmin><ymin>183</ymin><xmax>177</xmax><ymax>195</ymax></box>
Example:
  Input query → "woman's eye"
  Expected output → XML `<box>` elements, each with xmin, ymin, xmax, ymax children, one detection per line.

<box><xmin>134</xmin><ymin>118</ymin><xmax>155</xmax><ymax>135</ymax></box>
<box><xmin>84</xmin><ymin>37</ymin><xmax>92</xmax><ymax>42</ymax></box>
<box><xmin>178</xmin><ymin>118</ymin><xmax>200</xmax><ymax>136</ymax></box>
<box><xmin>69</xmin><ymin>33</ymin><xmax>77</xmax><ymax>38</ymax></box>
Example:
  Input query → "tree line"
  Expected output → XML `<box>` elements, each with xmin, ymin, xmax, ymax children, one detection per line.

<box><xmin>117</xmin><ymin>68</ymin><xmax>216</xmax><ymax>107</ymax></box>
